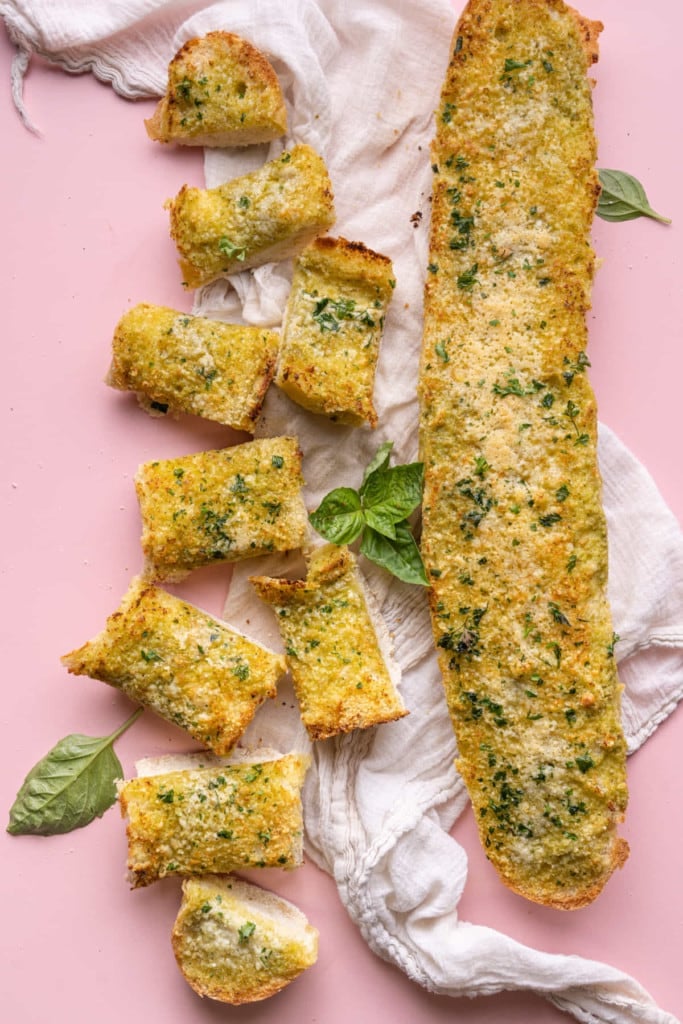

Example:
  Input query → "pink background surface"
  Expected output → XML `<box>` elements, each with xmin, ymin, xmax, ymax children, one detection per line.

<box><xmin>1</xmin><ymin>3</ymin><xmax>682</xmax><ymax>1022</ymax></box>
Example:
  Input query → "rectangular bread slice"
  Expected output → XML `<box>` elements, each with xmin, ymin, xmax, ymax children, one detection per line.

<box><xmin>145</xmin><ymin>31</ymin><xmax>287</xmax><ymax>148</ymax></box>
<box><xmin>135</xmin><ymin>436</ymin><xmax>307</xmax><ymax>582</ymax></box>
<box><xmin>276</xmin><ymin>236</ymin><xmax>395</xmax><ymax>427</ymax></box>
<box><xmin>107</xmin><ymin>303</ymin><xmax>278</xmax><ymax>432</ymax></box>
<box><xmin>118</xmin><ymin>750</ymin><xmax>309</xmax><ymax>887</ymax></box>
<box><xmin>172</xmin><ymin>875</ymin><xmax>319</xmax><ymax>1004</ymax></box>
<box><xmin>167</xmin><ymin>144</ymin><xmax>335</xmax><ymax>289</ymax></box>
<box><xmin>61</xmin><ymin>577</ymin><xmax>285</xmax><ymax>755</ymax></box>
<box><xmin>250</xmin><ymin>544</ymin><xmax>407</xmax><ymax>740</ymax></box>
<box><xmin>419</xmin><ymin>0</ymin><xmax>628</xmax><ymax>909</ymax></box>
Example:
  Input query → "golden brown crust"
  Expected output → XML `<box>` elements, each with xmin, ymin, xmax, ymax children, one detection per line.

<box><xmin>419</xmin><ymin>0</ymin><xmax>627</xmax><ymax>909</ymax></box>
<box><xmin>146</xmin><ymin>31</ymin><xmax>287</xmax><ymax>147</ymax></box>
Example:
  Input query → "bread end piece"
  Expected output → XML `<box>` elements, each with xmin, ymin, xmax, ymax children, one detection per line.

<box><xmin>172</xmin><ymin>874</ymin><xmax>318</xmax><ymax>1003</ymax></box>
<box><xmin>146</xmin><ymin>31</ymin><xmax>287</xmax><ymax>147</ymax></box>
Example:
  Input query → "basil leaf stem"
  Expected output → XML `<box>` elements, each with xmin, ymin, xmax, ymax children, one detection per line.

<box><xmin>596</xmin><ymin>168</ymin><xmax>671</xmax><ymax>224</ymax></box>
<box><xmin>7</xmin><ymin>707</ymin><xmax>143</xmax><ymax>837</ymax></box>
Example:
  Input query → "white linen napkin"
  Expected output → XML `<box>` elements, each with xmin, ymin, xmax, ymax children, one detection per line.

<box><xmin>4</xmin><ymin>2</ymin><xmax>682</xmax><ymax>1021</ymax></box>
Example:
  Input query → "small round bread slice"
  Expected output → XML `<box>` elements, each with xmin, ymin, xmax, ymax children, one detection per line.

<box><xmin>146</xmin><ymin>31</ymin><xmax>287</xmax><ymax>147</ymax></box>
<box><xmin>172</xmin><ymin>875</ymin><xmax>318</xmax><ymax>1003</ymax></box>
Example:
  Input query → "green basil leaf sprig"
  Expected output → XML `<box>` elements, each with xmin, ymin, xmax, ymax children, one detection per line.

<box><xmin>7</xmin><ymin>707</ymin><xmax>143</xmax><ymax>837</ymax></box>
<box><xmin>596</xmin><ymin>168</ymin><xmax>671</xmax><ymax>224</ymax></box>
<box><xmin>309</xmin><ymin>442</ymin><xmax>428</xmax><ymax>586</ymax></box>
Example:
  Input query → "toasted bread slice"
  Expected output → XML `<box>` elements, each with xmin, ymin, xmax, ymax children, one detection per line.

<box><xmin>118</xmin><ymin>750</ymin><xmax>310</xmax><ymax>887</ymax></box>
<box><xmin>167</xmin><ymin>144</ymin><xmax>335</xmax><ymax>289</ymax></box>
<box><xmin>135</xmin><ymin>436</ymin><xmax>307</xmax><ymax>582</ymax></box>
<box><xmin>107</xmin><ymin>303</ymin><xmax>278</xmax><ymax>432</ymax></box>
<box><xmin>419</xmin><ymin>0</ymin><xmax>627</xmax><ymax>909</ymax></box>
<box><xmin>145</xmin><ymin>31</ymin><xmax>287</xmax><ymax>147</ymax></box>
<box><xmin>172</xmin><ymin>875</ymin><xmax>318</xmax><ymax>1003</ymax></box>
<box><xmin>61</xmin><ymin>577</ymin><xmax>285</xmax><ymax>756</ymax></box>
<box><xmin>276</xmin><ymin>237</ymin><xmax>395</xmax><ymax>427</ymax></box>
<box><xmin>250</xmin><ymin>544</ymin><xmax>407</xmax><ymax>740</ymax></box>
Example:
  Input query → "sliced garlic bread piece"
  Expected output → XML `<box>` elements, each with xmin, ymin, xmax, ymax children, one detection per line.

<box><xmin>107</xmin><ymin>303</ymin><xmax>278</xmax><ymax>432</ymax></box>
<box><xmin>251</xmin><ymin>544</ymin><xmax>406</xmax><ymax>740</ymax></box>
<box><xmin>277</xmin><ymin>236</ymin><xmax>395</xmax><ymax>427</ymax></box>
<box><xmin>172</xmin><ymin>875</ymin><xmax>318</xmax><ymax>1003</ymax></box>
<box><xmin>61</xmin><ymin>577</ymin><xmax>285</xmax><ymax>756</ymax></box>
<box><xmin>118</xmin><ymin>750</ymin><xmax>309</xmax><ymax>887</ymax></box>
<box><xmin>146</xmin><ymin>31</ymin><xmax>287</xmax><ymax>147</ymax></box>
<box><xmin>135</xmin><ymin>436</ymin><xmax>307</xmax><ymax>582</ymax></box>
<box><xmin>167</xmin><ymin>144</ymin><xmax>335</xmax><ymax>289</ymax></box>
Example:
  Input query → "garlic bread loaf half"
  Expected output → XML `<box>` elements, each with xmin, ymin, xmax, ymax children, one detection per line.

<box><xmin>167</xmin><ymin>145</ymin><xmax>335</xmax><ymax>289</ymax></box>
<box><xmin>146</xmin><ymin>31</ymin><xmax>287</xmax><ymax>147</ymax></box>
<box><xmin>107</xmin><ymin>303</ymin><xmax>278</xmax><ymax>432</ymax></box>
<box><xmin>251</xmin><ymin>544</ymin><xmax>407</xmax><ymax>740</ymax></box>
<box><xmin>419</xmin><ymin>0</ymin><xmax>628</xmax><ymax>908</ymax></box>
<box><xmin>276</xmin><ymin>236</ymin><xmax>395</xmax><ymax>427</ymax></box>
<box><xmin>172</xmin><ymin>875</ymin><xmax>318</xmax><ymax>1003</ymax></box>
<box><xmin>135</xmin><ymin>436</ymin><xmax>307</xmax><ymax>582</ymax></box>
<box><xmin>118</xmin><ymin>750</ymin><xmax>309</xmax><ymax>887</ymax></box>
<box><xmin>61</xmin><ymin>577</ymin><xmax>285</xmax><ymax>756</ymax></box>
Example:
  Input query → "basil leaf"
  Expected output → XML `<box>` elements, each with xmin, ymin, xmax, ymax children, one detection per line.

<box><xmin>364</xmin><ymin>505</ymin><xmax>398</xmax><ymax>540</ymax></box>
<box><xmin>597</xmin><ymin>169</ymin><xmax>671</xmax><ymax>224</ymax></box>
<box><xmin>360</xmin><ymin>519</ymin><xmax>429</xmax><ymax>586</ymax></box>
<box><xmin>361</xmin><ymin>441</ymin><xmax>393</xmax><ymax>485</ymax></box>
<box><xmin>360</xmin><ymin>462</ymin><xmax>424</xmax><ymax>526</ymax></box>
<box><xmin>309</xmin><ymin>487</ymin><xmax>365</xmax><ymax>545</ymax></box>
<box><xmin>7</xmin><ymin>708</ymin><xmax>142</xmax><ymax>836</ymax></box>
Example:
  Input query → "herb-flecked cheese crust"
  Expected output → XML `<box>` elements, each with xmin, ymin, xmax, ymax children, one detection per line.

<box><xmin>135</xmin><ymin>437</ymin><xmax>307</xmax><ymax>582</ymax></box>
<box><xmin>167</xmin><ymin>144</ymin><xmax>335</xmax><ymax>289</ymax></box>
<box><xmin>118</xmin><ymin>752</ymin><xmax>309</xmax><ymax>887</ymax></box>
<box><xmin>277</xmin><ymin>236</ymin><xmax>395</xmax><ymax>427</ymax></box>
<box><xmin>250</xmin><ymin>544</ymin><xmax>407</xmax><ymax>740</ymax></box>
<box><xmin>61</xmin><ymin>577</ymin><xmax>285</xmax><ymax>755</ymax></box>
<box><xmin>419</xmin><ymin>0</ymin><xmax>628</xmax><ymax>909</ymax></box>
<box><xmin>145</xmin><ymin>31</ymin><xmax>287</xmax><ymax>148</ymax></box>
<box><xmin>107</xmin><ymin>303</ymin><xmax>278</xmax><ymax>432</ymax></box>
<box><xmin>172</xmin><ymin>875</ymin><xmax>318</xmax><ymax>1004</ymax></box>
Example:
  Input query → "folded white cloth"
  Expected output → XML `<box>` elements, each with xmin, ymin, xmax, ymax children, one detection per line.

<box><xmin>5</xmin><ymin>2</ymin><xmax>682</xmax><ymax>1021</ymax></box>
